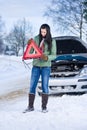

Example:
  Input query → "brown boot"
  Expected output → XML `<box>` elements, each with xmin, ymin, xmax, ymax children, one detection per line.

<box><xmin>23</xmin><ymin>93</ymin><xmax>35</xmax><ymax>113</ymax></box>
<box><xmin>41</xmin><ymin>93</ymin><xmax>48</xmax><ymax>113</ymax></box>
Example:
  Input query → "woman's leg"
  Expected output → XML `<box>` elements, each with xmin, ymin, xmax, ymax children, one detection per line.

<box><xmin>23</xmin><ymin>66</ymin><xmax>40</xmax><ymax>113</ymax></box>
<box><xmin>29</xmin><ymin>66</ymin><xmax>40</xmax><ymax>94</ymax></box>
<box><xmin>41</xmin><ymin>67</ymin><xmax>51</xmax><ymax>112</ymax></box>
<box><xmin>41</xmin><ymin>67</ymin><xmax>51</xmax><ymax>94</ymax></box>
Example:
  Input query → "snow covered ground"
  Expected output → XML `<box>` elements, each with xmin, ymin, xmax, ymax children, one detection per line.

<box><xmin>0</xmin><ymin>55</ymin><xmax>87</xmax><ymax>130</ymax></box>
<box><xmin>0</xmin><ymin>55</ymin><xmax>31</xmax><ymax>96</ymax></box>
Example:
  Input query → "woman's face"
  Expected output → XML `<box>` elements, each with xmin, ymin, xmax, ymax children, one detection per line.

<box><xmin>41</xmin><ymin>28</ymin><xmax>47</xmax><ymax>37</ymax></box>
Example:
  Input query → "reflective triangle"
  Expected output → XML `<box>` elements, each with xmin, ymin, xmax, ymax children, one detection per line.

<box><xmin>22</xmin><ymin>39</ymin><xmax>42</xmax><ymax>60</ymax></box>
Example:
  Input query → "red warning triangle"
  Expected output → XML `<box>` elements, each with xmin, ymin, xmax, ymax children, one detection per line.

<box><xmin>22</xmin><ymin>38</ymin><xmax>43</xmax><ymax>60</ymax></box>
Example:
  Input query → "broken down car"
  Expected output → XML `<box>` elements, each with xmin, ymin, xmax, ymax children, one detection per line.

<box><xmin>37</xmin><ymin>36</ymin><xmax>87</xmax><ymax>95</ymax></box>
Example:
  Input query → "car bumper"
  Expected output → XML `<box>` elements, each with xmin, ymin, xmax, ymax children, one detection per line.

<box><xmin>37</xmin><ymin>76</ymin><xmax>87</xmax><ymax>95</ymax></box>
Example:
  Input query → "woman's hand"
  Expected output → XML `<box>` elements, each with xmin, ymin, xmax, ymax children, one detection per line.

<box><xmin>41</xmin><ymin>54</ymin><xmax>48</xmax><ymax>61</ymax></box>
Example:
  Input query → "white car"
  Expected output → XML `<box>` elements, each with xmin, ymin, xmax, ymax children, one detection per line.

<box><xmin>37</xmin><ymin>36</ymin><xmax>87</xmax><ymax>95</ymax></box>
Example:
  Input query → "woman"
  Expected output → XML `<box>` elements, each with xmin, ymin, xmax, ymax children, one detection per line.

<box><xmin>24</xmin><ymin>24</ymin><xmax>56</xmax><ymax>113</ymax></box>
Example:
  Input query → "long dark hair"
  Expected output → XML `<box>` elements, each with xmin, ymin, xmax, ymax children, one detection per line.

<box><xmin>39</xmin><ymin>24</ymin><xmax>52</xmax><ymax>52</ymax></box>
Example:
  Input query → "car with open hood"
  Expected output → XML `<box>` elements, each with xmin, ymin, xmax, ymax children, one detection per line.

<box><xmin>37</xmin><ymin>36</ymin><xmax>87</xmax><ymax>95</ymax></box>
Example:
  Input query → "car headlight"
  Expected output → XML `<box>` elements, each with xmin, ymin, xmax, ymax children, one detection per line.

<box><xmin>79</xmin><ymin>66</ymin><xmax>87</xmax><ymax>77</ymax></box>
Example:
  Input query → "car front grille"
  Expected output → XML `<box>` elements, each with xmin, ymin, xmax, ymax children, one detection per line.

<box><xmin>81</xmin><ymin>85</ymin><xmax>87</xmax><ymax>89</ymax></box>
<box><xmin>50</xmin><ymin>71</ymin><xmax>79</xmax><ymax>78</ymax></box>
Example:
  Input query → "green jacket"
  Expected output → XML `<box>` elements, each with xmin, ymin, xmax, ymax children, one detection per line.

<box><xmin>32</xmin><ymin>35</ymin><xmax>56</xmax><ymax>67</ymax></box>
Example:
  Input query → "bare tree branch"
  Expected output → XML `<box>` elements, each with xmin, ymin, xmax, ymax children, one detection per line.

<box><xmin>5</xmin><ymin>18</ymin><xmax>33</xmax><ymax>56</ymax></box>
<box><xmin>44</xmin><ymin>0</ymin><xmax>86</xmax><ymax>39</ymax></box>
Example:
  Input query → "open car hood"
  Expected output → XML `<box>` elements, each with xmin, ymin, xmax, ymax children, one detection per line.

<box><xmin>53</xmin><ymin>36</ymin><xmax>87</xmax><ymax>63</ymax></box>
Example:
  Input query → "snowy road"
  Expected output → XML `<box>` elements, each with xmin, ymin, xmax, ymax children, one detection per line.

<box><xmin>0</xmin><ymin>55</ymin><xmax>87</xmax><ymax>130</ymax></box>
<box><xmin>0</xmin><ymin>94</ymin><xmax>87</xmax><ymax>130</ymax></box>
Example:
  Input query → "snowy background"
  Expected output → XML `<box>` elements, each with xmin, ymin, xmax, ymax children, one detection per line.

<box><xmin>0</xmin><ymin>55</ymin><xmax>87</xmax><ymax>130</ymax></box>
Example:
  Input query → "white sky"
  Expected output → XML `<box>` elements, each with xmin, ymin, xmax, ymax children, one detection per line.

<box><xmin>0</xmin><ymin>0</ymin><xmax>58</xmax><ymax>36</ymax></box>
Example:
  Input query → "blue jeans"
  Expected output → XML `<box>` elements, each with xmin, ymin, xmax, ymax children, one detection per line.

<box><xmin>29</xmin><ymin>66</ymin><xmax>51</xmax><ymax>94</ymax></box>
